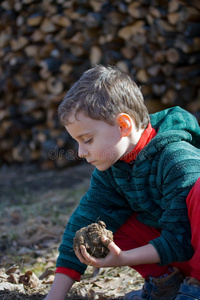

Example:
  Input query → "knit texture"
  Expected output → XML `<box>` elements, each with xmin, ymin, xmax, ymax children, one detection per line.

<box><xmin>57</xmin><ymin>106</ymin><xmax>200</xmax><ymax>274</ymax></box>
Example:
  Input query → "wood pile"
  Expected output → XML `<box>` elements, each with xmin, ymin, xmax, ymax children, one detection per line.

<box><xmin>0</xmin><ymin>0</ymin><xmax>199</xmax><ymax>167</ymax></box>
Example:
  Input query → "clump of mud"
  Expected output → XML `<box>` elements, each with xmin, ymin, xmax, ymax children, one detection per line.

<box><xmin>73</xmin><ymin>221</ymin><xmax>113</xmax><ymax>258</ymax></box>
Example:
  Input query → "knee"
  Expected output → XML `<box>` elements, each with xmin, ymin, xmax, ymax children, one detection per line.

<box><xmin>192</xmin><ymin>177</ymin><xmax>200</xmax><ymax>195</ymax></box>
<box><xmin>186</xmin><ymin>177</ymin><xmax>200</xmax><ymax>206</ymax></box>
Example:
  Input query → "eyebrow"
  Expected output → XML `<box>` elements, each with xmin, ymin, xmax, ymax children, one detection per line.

<box><xmin>76</xmin><ymin>132</ymin><xmax>91</xmax><ymax>140</ymax></box>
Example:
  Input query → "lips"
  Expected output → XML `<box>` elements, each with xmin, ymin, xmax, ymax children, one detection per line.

<box><xmin>88</xmin><ymin>161</ymin><xmax>96</xmax><ymax>164</ymax></box>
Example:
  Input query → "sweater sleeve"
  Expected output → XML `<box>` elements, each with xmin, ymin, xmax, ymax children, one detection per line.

<box><xmin>55</xmin><ymin>267</ymin><xmax>81</xmax><ymax>281</ymax></box>
<box><xmin>149</xmin><ymin>141</ymin><xmax>200</xmax><ymax>265</ymax></box>
<box><xmin>56</xmin><ymin>168</ymin><xmax>132</xmax><ymax>274</ymax></box>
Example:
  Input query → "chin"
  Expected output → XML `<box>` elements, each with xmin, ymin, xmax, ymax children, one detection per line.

<box><xmin>96</xmin><ymin>163</ymin><xmax>113</xmax><ymax>172</ymax></box>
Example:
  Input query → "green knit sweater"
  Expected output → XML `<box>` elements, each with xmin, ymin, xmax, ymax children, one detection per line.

<box><xmin>57</xmin><ymin>106</ymin><xmax>200</xmax><ymax>274</ymax></box>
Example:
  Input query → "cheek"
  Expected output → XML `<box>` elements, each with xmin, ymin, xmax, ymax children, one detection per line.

<box><xmin>92</xmin><ymin>143</ymin><xmax>111</xmax><ymax>160</ymax></box>
<box><xmin>92</xmin><ymin>133</ymin><xmax>123</xmax><ymax>160</ymax></box>
<box><xmin>100</xmin><ymin>144</ymin><xmax>121</xmax><ymax>161</ymax></box>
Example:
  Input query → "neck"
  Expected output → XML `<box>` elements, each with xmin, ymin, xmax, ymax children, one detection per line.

<box><xmin>120</xmin><ymin>123</ymin><xmax>156</xmax><ymax>163</ymax></box>
<box><xmin>122</xmin><ymin>127</ymin><xmax>145</xmax><ymax>158</ymax></box>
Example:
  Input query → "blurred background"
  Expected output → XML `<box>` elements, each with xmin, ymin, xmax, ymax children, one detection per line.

<box><xmin>0</xmin><ymin>2</ymin><xmax>200</xmax><ymax>297</ymax></box>
<box><xmin>0</xmin><ymin>0</ymin><xmax>200</xmax><ymax>169</ymax></box>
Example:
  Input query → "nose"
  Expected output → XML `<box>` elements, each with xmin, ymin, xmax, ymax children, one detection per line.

<box><xmin>78</xmin><ymin>144</ymin><xmax>89</xmax><ymax>158</ymax></box>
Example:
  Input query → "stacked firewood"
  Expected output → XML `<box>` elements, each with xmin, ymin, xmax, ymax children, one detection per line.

<box><xmin>0</xmin><ymin>0</ymin><xmax>200</xmax><ymax>166</ymax></box>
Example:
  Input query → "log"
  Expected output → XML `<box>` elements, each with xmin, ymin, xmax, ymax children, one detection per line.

<box><xmin>89</xmin><ymin>46</ymin><xmax>102</xmax><ymax>65</ymax></box>
<box><xmin>116</xmin><ymin>61</ymin><xmax>129</xmax><ymax>74</ymax></box>
<box><xmin>85</xmin><ymin>12</ymin><xmax>102</xmax><ymax>29</ymax></box>
<box><xmin>149</xmin><ymin>6</ymin><xmax>167</xmax><ymax>18</ymax></box>
<box><xmin>121</xmin><ymin>46</ymin><xmax>136</xmax><ymax>60</ymax></box>
<box><xmin>106</xmin><ymin>12</ymin><xmax>124</xmax><ymax>26</ymax></box>
<box><xmin>118</xmin><ymin>21</ymin><xmax>146</xmax><ymax>40</ymax></box>
<box><xmin>161</xmin><ymin>64</ymin><xmax>175</xmax><ymax>77</ymax></box>
<box><xmin>136</xmin><ymin>69</ymin><xmax>149</xmax><ymax>83</ymax></box>
<box><xmin>185</xmin><ymin>22</ymin><xmax>200</xmax><ymax>37</ymax></box>
<box><xmin>46</xmin><ymin>77</ymin><xmax>64</xmax><ymax>96</ymax></box>
<box><xmin>10</xmin><ymin>37</ymin><xmax>29</xmax><ymax>51</ymax></box>
<box><xmin>153</xmin><ymin>51</ymin><xmax>166</xmax><ymax>63</ymax></box>
<box><xmin>52</xmin><ymin>14</ymin><xmax>71</xmax><ymax>27</ymax></box>
<box><xmin>147</xmin><ymin>64</ymin><xmax>161</xmax><ymax>77</ymax></box>
<box><xmin>154</xmin><ymin>19</ymin><xmax>177</xmax><ymax>37</ymax></box>
<box><xmin>174</xmin><ymin>64</ymin><xmax>200</xmax><ymax>80</ymax></box>
<box><xmin>174</xmin><ymin>37</ymin><xmax>200</xmax><ymax>54</ymax></box>
<box><xmin>166</xmin><ymin>48</ymin><xmax>200</xmax><ymax>65</ymax></box>
<box><xmin>31</xmin><ymin>29</ymin><xmax>45</xmax><ymax>42</ymax></box>
<box><xmin>40</xmin><ymin>58</ymin><xmax>62</xmax><ymax>73</ymax></box>
<box><xmin>27</xmin><ymin>13</ymin><xmax>43</xmax><ymax>27</ymax></box>
<box><xmin>60</xmin><ymin>63</ymin><xmax>73</xmax><ymax>76</ymax></box>
<box><xmin>90</xmin><ymin>0</ymin><xmax>103</xmax><ymax>12</ymax></box>
<box><xmin>128</xmin><ymin>2</ymin><xmax>148</xmax><ymax>19</ymax></box>
<box><xmin>0</xmin><ymin>31</ymin><xmax>10</xmax><ymax>48</ymax></box>
<box><xmin>40</xmin><ymin>18</ymin><xmax>57</xmax><ymax>33</ymax></box>
<box><xmin>167</xmin><ymin>12</ymin><xmax>180</xmax><ymax>25</ymax></box>
<box><xmin>181</xmin><ymin>7</ymin><xmax>200</xmax><ymax>22</ymax></box>
<box><xmin>166</xmin><ymin>48</ymin><xmax>180</xmax><ymax>64</ymax></box>
<box><xmin>152</xmin><ymin>84</ymin><xmax>166</xmax><ymax>96</ymax></box>
<box><xmin>162</xmin><ymin>89</ymin><xmax>177</xmax><ymax>105</ymax></box>
<box><xmin>168</xmin><ymin>0</ymin><xmax>184</xmax><ymax>13</ymax></box>
<box><xmin>24</xmin><ymin>45</ymin><xmax>40</xmax><ymax>57</ymax></box>
<box><xmin>0</xmin><ymin>0</ymin><xmax>199</xmax><ymax>166</ymax></box>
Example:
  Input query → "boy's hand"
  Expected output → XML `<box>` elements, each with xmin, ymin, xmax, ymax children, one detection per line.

<box><xmin>75</xmin><ymin>237</ymin><xmax>161</xmax><ymax>268</ymax></box>
<box><xmin>75</xmin><ymin>237</ymin><xmax>123</xmax><ymax>268</ymax></box>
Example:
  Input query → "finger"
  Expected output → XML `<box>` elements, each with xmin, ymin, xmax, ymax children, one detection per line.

<box><xmin>75</xmin><ymin>246</ymin><xmax>88</xmax><ymax>263</ymax></box>
<box><xmin>78</xmin><ymin>245</ymin><xmax>93</xmax><ymax>265</ymax></box>
<box><xmin>102</xmin><ymin>237</ymin><xmax>121</xmax><ymax>254</ymax></box>
<box><xmin>101</xmin><ymin>236</ymin><xmax>112</xmax><ymax>247</ymax></box>
<box><xmin>107</xmin><ymin>241</ymin><xmax>121</xmax><ymax>254</ymax></box>
<box><xmin>80</xmin><ymin>246</ymin><xmax>101</xmax><ymax>266</ymax></box>
<box><xmin>80</xmin><ymin>245</ymin><xmax>93</xmax><ymax>261</ymax></box>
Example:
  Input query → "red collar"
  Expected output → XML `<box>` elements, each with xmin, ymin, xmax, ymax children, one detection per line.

<box><xmin>120</xmin><ymin>123</ymin><xmax>156</xmax><ymax>164</ymax></box>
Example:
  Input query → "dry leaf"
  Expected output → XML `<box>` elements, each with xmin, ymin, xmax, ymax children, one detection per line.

<box><xmin>39</xmin><ymin>269</ymin><xmax>55</xmax><ymax>280</ymax></box>
<box><xmin>5</xmin><ymin>265</ymin><xmax>19</xmax><ymax>275</ymax></box>
<box><xmin>7</xmin><ymin>273</ymin><xmax>19</xmax><ymax>284</ymax></box>
<box><xmin>42</xmin><ymin>275</ymin><xmax>55</xmax><ymax>285</ymax></box>
<box><xmin>0</xmin><ymin>282</ymin><xmax>25</xmax><ymax>293</ymax></box>
<box><xmin>19</xmin><ymin>270</ymin><xmax>40</xmax><ymax>288</ymax></box>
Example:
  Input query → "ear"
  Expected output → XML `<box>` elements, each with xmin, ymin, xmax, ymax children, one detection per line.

<box><xmin>116</xmin><ymin>113</ymin><xmax>132</xmax><ymax>137</ymax></box>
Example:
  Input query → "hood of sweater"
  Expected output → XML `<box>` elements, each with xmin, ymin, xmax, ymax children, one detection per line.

<box><xmin>151</xmin><ymin>106</ymin><xmax>200</xmax><ymax>144</ymax></box>
<box><xmin>137</xmin><ymin>106</ymin><xmax>200</xmax><ymax>165</ymax></box>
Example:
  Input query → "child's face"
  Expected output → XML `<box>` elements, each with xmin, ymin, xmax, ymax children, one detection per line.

<box><xmin>65</xmin><ymin>112</ymin><xmax>132</xmax><ymax>171</ymax></box>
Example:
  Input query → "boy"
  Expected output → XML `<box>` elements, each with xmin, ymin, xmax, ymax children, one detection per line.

<box><xmin>45</xmin><ymin>65</ymin><xmax>200</xmax><ymax>300</ymax></box>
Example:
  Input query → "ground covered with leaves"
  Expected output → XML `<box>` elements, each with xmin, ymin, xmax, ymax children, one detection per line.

<box><xmin>0</xmin><ymin>163</ymin><xmax>143</xmax><ymax>299</ymax></box>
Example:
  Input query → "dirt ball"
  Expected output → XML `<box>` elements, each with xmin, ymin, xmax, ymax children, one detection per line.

<box><xmin>73</xmin><ymin>221</ymin><xmax>113</xmax><ymax>258</ymax></box>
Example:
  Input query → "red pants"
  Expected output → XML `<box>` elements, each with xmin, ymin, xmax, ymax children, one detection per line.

<box><xmin>114</xmin><ymin>178</ymin><xmax>200</xmax><ymax>280</ymax></box>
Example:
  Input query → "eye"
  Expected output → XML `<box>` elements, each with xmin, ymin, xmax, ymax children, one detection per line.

<box><xmin>84</xmin><ymin>138</ymin><xmax>93</xmax><ymax>144</ymax></box>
